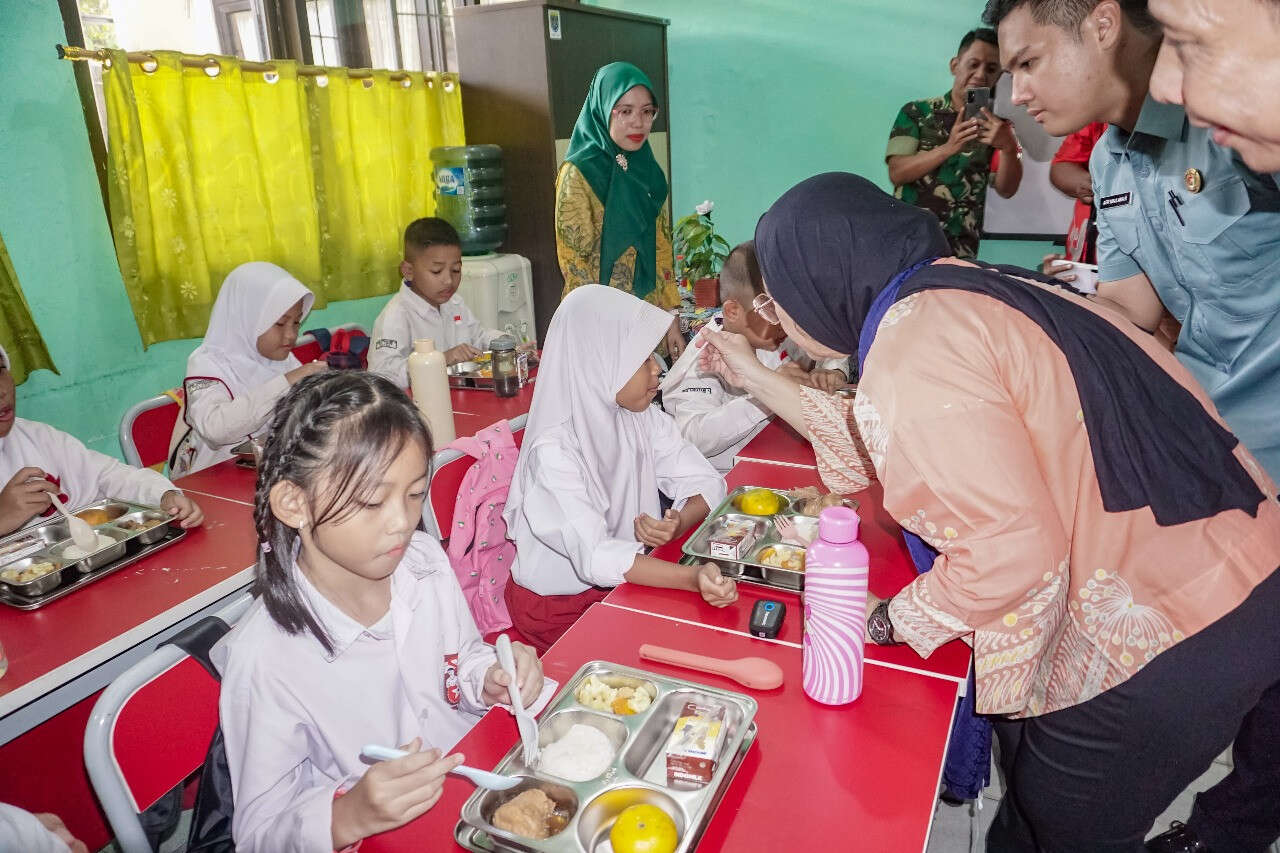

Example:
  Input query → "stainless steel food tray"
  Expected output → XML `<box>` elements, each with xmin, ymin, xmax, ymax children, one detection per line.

<box><xmin>448</xmin><ymin>360</ymin><xmax>498</xmax><ymax>390</ymax></box>
<box><xmin>448</xmin><ymin>353</ymin><xmax>536</xmax><ymax>392</ymax></box>
<box><xmin>453</xmin><ymin>660</ymin><xmax>758</xmax><ymax>853</ymax></box>
<box><xmin>0</xmin><ymin>499</ymin><xmax>188</xmax><ymax>610</ymax></box>
<box><xmin>681</xmin><ymin>485</ymin><xmax>858</xmax><ymax>592</ymax></box>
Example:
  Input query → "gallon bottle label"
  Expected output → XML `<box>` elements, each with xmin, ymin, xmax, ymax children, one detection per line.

<box><xmin>436</xmin><ymin>167</ymin><xmax>466</xmax><ymax>195</ymax></box>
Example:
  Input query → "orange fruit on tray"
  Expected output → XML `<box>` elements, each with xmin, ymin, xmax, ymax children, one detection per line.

<box><xmin>610</xmin><ymin>804</ymin><xmax>679</xmax><ymax>853</ymax></box>
<box><xmin>735</xmin><ymin>488</ymin><xmax>783</xmax><ymax>516</ymax></box>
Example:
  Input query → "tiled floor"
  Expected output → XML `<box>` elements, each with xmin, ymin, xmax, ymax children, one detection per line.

<box><xmin>924</xmin><ymin>749</ymin><xmax>1267</xmax><ymax>852</ymax></box>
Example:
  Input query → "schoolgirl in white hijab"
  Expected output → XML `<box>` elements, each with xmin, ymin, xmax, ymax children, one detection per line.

<box><xmin>169</xmin><ymin>262</ymin><xmax>326</xmax><ymax>477</ymax></box>
<box><xmin>503</xmin><ymin>285</ymin><xmax>736</xmax><ymax>651</ymax></box>
<box><xmin>0</xmin><ymin>344</ymin><xmax>203</xmax><ymax>536</ymax></box>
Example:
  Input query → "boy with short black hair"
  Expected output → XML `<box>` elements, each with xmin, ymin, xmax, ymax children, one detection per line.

<box><xmin>659</xmin><ymin>241</ymin><xmax>847</xmax><ymax>472</ymax></box>
<box><xmin>369</xmin><ymin>218</ymin><xmax>509</xmax><ymax>387</ymax></box>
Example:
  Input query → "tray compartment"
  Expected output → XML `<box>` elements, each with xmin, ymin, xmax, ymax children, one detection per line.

<box><xmin>575</xmin><ymin>786</ymin><xmax>687</xmax><ymax>853</ymax></box>
<box><xmin>625</xmin><ymin>689</ymin><xmax>749</xmax><ymax>792</ymax></box>
<box><xmin>471</xmin><ymin>777</ymin><xmax>578</xmax><ymax>849</ymax></box>
<box><xmin>112</xmin><ymin>510</ymin><xmax>174</xmax><ymax>545</ymax></box>
<box><xmin>0</xmin><ymin>555</ymin><xmax>66</xmax><ymax>597</ymax></box>
<box><xmin>536</xmin><ymin>710</ymin><xmax>628</xmax><ymax>783</ymax></box>
<box><xmin>49</xmin><ymin>527</ymin><xmax>129</xmax><ymax>573</ymax></box>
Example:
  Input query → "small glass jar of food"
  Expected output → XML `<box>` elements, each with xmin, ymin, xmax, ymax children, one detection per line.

<box><xmin>490</xmin><ymin>335</ymin><xmax>520</xmax><ymax>398</ymax></box>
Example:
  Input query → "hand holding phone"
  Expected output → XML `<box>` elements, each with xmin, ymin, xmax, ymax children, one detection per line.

<box><xmin>963</xmin><ymin>87</ymin><xmax>992</xmax><ymax>121</ymax></box>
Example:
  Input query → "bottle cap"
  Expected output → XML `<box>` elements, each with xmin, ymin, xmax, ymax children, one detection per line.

<box><xmin>413</xmin><ymin>339</ymin><xmax>437</xmax><ymax>354</ymax></box>
<box><xmin>490</xmin><ymin>334</ymin><xmax>517</xmax><ymax>352</ymax></box>
<box><xmin>818</xmin><ymin>506</ymin><xmax>859</xmax><ymax>544</ymax></box>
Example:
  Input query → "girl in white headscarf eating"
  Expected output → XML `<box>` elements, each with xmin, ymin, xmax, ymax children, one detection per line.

<box><xmin>0</xmin><ymin>344</ymin><xmax>203</xmax><ymax>536</ymax></box>
<box><xmin>503</xmin><ymin>285</ymin><xmax>736</xmax><ymax>651</ymax></box>
<box><xmin>169</xmin><ymin>262</ymin><xmax>327</xmax><ymax>477</ymax></box>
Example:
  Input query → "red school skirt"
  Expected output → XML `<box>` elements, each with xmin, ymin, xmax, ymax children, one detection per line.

<box><xmin>504</xmin><ymin>580</ymin><xmax>610</xmax><ymax>653</ymax></box>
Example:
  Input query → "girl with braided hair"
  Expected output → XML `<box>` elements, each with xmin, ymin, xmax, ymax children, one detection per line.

<box><xmin>211</xmin><ymin>371</ymin><xmax>549</xmax><ymax>852</ymax></box>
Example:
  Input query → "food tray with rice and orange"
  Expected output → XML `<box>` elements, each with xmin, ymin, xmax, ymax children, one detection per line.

<box><xmin>0</xmin><ymin>499</ymin><xmax>187</xmax><ymax>610</ymax></box>
<box><xmin>454</xmin><ymin>660</ymin><xmax>758</xmax><ymax>853</ymax></box>
<box><xmin>680</xmin><ymin>485</ymin><xmax>858</xmax><ymax>591</ymax></box>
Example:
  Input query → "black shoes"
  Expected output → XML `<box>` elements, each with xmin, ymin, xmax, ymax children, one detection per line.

<box><xmin>1146</xmin><ymin>822</ymin><xmax>1211</xmax><ymax>853</ymax></box>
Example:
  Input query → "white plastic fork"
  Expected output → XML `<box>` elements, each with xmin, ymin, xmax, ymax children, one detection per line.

<box><xmin>359</xmin><ymin>744</ymin><xmax>521</xmax><ymax>790</ymax></box>
<box><xmin>495</xmin><ymin>633</ymin><xmax>540</xmax><ymax>766</ymax></box>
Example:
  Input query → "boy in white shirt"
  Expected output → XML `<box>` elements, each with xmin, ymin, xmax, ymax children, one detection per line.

<box><xmin>660</xmin><ymin>242</ymin><xmax>848</xmax><ymax>472</ymax></box>
<box><xmin>0</xmin><ymin>345</ymin><xmax>203</xmax><ymax>536</ymax></box>
<box><xmin>369</xmin><ymin>218</ymin><xmax>511</xmax><ymax>388</ymax></box>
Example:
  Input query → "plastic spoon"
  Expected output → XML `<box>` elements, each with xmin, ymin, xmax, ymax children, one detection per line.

<box><xmin>496</xmin><ymin>633</ymin><xmax>540</xmax><ymax>766</ymax></box>
<box><xmin>639</xmin><ymin>643</ymin><xmax>785</xmax><ymax>690</ymax></box>
<box><xmin>360</xmin><ymin>744</ymin><xmax>521</xmax><ymax>791</ymax></box>
<box><xmin>47</xmin><ymin>492</ymin><xmax>98</xmax><ymax>552</ymax></box>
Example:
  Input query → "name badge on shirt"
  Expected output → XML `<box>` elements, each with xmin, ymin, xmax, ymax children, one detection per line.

<box><xmin>443</xmin><ymin>653</ymin><xmax>461</xmax><ymax>707</ymax></box>
<box><xmin>1099</xmin><ymin>192</ymin><xmax>1132</xmax><ymax>210</ymax></box>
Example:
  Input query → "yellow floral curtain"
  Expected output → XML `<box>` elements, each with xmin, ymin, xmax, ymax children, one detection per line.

<box><xmin>0</xmin><ymin>231</ymin><xmax>57</xmax><ymax>385</ymax></box>
<box><xmin>104</xmin><ymin>51</ymin><xmax>465</xmax><ymax>346</ymax></box>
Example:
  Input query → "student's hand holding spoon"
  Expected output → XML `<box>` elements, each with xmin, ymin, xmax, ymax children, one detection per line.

<box><xmin>331</xmin><ymin>737</ymin><xmax>463</xmax><ymax>849</ymax></box>
<box><xmin>635</xmin><ymin>509</ymin><xmax>681</xmax><ymax>548</ymax></box>
<box><xmin>0</xmin><ymin>468</ymin><xmax>58</xmax><ymax>536</ymax></box>
<box><xmin>445</xmin><ymin>343</ymin><xmax>483</xmax><ymax>365</ymax></box>
<box><xmin>482</xmin><ymin>638</ymin><xmax>545</xmax><ymax>709</ymax></box>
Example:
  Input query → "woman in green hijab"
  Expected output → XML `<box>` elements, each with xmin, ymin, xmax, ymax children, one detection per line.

<box><xmin>555</xmin><ymin>62</ymin><xmax>684</xmax><ymax>357</ymax></box>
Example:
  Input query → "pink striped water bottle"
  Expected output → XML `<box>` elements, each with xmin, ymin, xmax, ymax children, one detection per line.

<box><xmin>802</xmin><ymin>506</ymin><xmax>869</xmax><ymax>705</ymax></box>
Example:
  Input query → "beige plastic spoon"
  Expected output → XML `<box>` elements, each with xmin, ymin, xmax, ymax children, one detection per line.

<box><xmin>639</xmin><ymin>644</ymin><xmax>785</xmax><ymax>690</ymax></box>
<box><xmin>48</xmin><ymin>492</ymin><xmax>98</xmax><ymax>552</ymax></box>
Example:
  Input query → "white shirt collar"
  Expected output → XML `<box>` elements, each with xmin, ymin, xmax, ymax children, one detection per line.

<box><xmin>290</xmin><ymin>540</ymin><xmax>436</xmax><ymax>660</ymax></box>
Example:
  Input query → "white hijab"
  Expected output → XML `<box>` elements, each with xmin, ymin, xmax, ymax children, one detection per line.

<box><xmin>185</xmin><ymin>262</ymin><xmax>315</xmax><ymax>395</ymax></box>
<box><xmin>507</xmin><ymin>285</ymin><xmax>673</xmax><ymax>535</ymax></box>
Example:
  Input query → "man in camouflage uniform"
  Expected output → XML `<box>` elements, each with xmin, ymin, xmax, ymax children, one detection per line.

<box><xmin>886</xmin><ymin>28</ymin><xmax>1023</xmax><ymax>258</ymax></box>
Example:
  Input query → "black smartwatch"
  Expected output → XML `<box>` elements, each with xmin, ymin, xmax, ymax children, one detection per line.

<box><xmin>867</xmin><ymin>598</ymin><xmax>900</xmax><ymax>646</ymax></box>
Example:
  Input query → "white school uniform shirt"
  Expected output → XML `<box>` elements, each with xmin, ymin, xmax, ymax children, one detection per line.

<box><xmin>504</xmin><ymin>285</ymin><xmax>726</xmax><ymax>597</ymax></box>
<box><xmin>213</xmin><ymin>533</ymin><xmax>510</xmax><ymax>853</ymax></box>
<box><xmin>368</xmin><ymin>283</ymin><xmax>505</xmax><ymax>388</ymax></box>
<box><xmin>659</xmin><ymin>320</ymin><xmax>847</xmax><ymax>472</ymax></box>
<box><xmin>0</xmin><ymin>418</ymin><xmax>174</xmax><ymax>533</ymax></box>
<box><xmin>0</xmin><ymin>804</ymin><xmax>72</xmax><ymax>853</ymax></box>
<box><xmin>169</xmin><ymin>262</ymin><xmax>315</xmax><ymax>477</ymax></box>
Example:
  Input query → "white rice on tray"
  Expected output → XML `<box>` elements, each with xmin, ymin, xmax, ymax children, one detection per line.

<box><xmin>538</xmin><ymin>723</ymin><xmax>614</xmax><ymax>782</ymax></box>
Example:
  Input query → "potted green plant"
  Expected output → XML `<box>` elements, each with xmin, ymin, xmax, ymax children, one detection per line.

<box><xmin>674</xmin><ymin>200</ymin><xmax>730</xmax><ymax>308</ymax></box>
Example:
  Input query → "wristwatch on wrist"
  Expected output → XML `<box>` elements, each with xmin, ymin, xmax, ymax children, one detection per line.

<box><xmin>867</xmin><ymin>598</ymin><xmax>899</xmax><ymax>646</ymax></box>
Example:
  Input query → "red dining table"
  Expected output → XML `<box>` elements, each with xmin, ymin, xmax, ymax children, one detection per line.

<box><xmin>734</xmin><ymin>418</ymin><xmax>817</xmax><ymax>469</ymax></box>
<box><xmin>0</xmin><ymin>491</ymin><xmax>258</xmax><ymax>847</ymax></box>
<box><xmin>363</xmin><ymin>603</ymin><xmax>960</xmax><ymax>853</ymax></box>
<box><xmin>605</xmin><ymin>462</ymin><xmax>971</xmax><ymax>682</ymax></box>
<box><xmin>449</xmin><ymin>383</ymin><xmax>535</xmax><ymax>422</ymax></box>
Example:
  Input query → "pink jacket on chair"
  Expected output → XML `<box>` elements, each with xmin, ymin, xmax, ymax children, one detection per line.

<box><xmin>444</xmin><ymin>420</ymin><xmax>518</xmax><ymax>635</ymax></box>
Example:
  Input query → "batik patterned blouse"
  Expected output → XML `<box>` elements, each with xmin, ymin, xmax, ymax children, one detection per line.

<box><xmin>801</xmin><ymin>270</ymin><xmax>1280</xmax><ymax>718</ymax></box>
<box><xmin>554</xmin><ymin>161</ymin><xmax>679</xmax><ymax>310</ymax></box>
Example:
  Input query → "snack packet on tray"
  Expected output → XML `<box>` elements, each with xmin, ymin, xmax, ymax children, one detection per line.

<box><xmin>664</xmin><ymin>700</ymin><xmax>727</xmax><ymax>788</ymax></box>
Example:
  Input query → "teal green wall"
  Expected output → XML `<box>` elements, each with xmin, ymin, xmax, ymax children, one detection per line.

<box><xmin>2</xmin><ymin>0</ymin><xmax>1052</xmax><ymax>459</ymax></box>
<box><xmin>586</xmin><ymin>0</ymin><xmax>1056</xmax><ymax>268</ymax></box>
<box><xmin>0</xmin><ymin>1</ymin><xmax>390</xmax><ymax>459</ymax></box>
